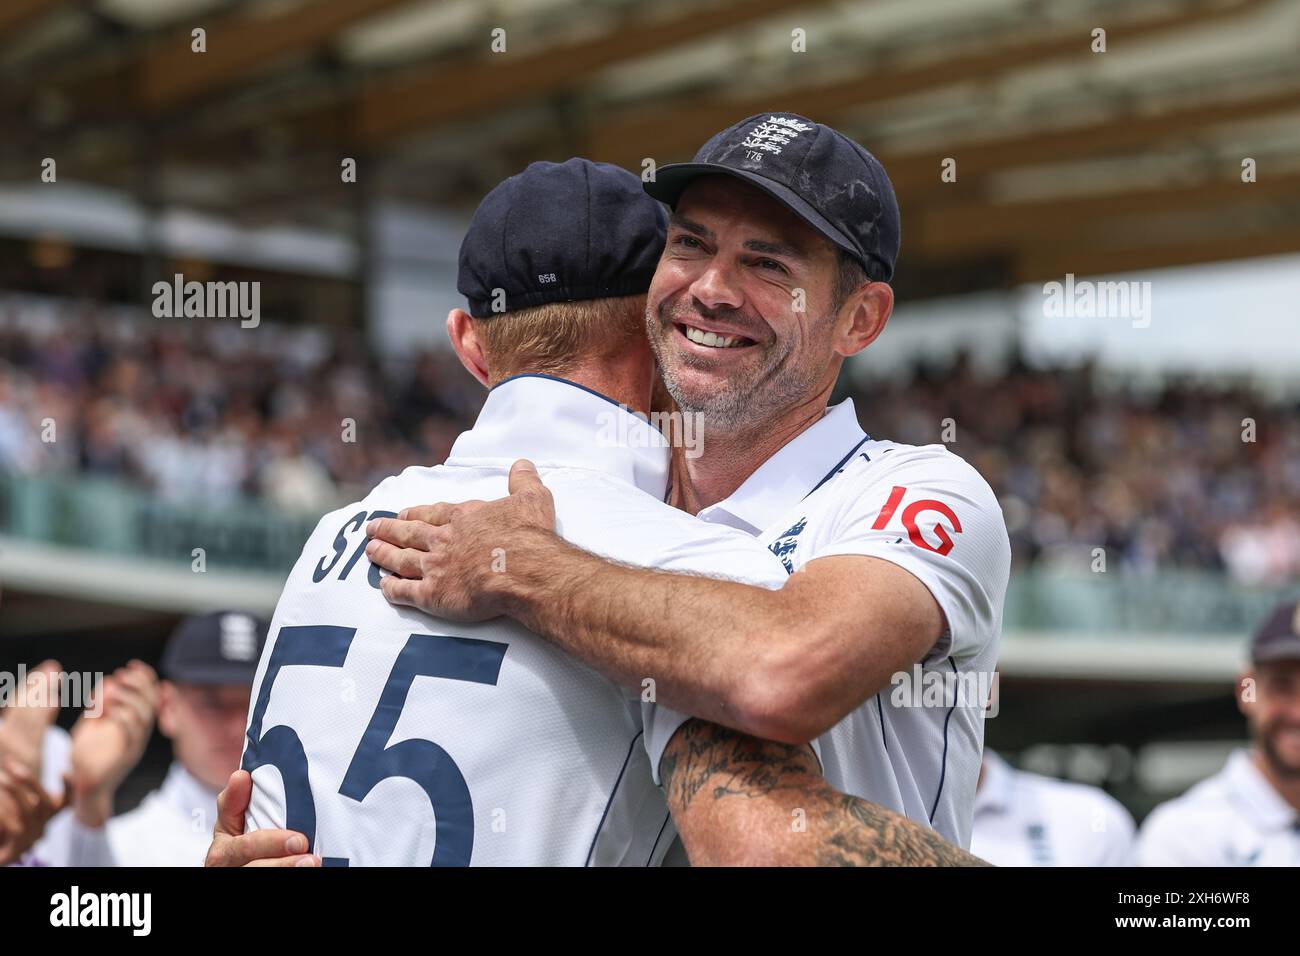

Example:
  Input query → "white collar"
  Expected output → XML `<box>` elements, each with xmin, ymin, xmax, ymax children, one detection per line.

<box><xmin>158</xmin><ymin>761</ymin><xmax>220</xmax><ymax>823</ymax></box>
<box><xmin>696</xmin><ymin>399</ymin><xmax>869</xmax><ymax>534</ymax></box>
<box><xmin>1224</xmin><ymin>749</ymin><xmax>1300</xmax><ymax>832</ymax></box>
<box><xmin>446</xmin><ymin>374</ymin><xmax>669</xmax><ymax>499</ymax></box>
<box><xmin>974</xmin><ymin>751</ymin><xmax>1016</xmax><ymax>816</ymax></box>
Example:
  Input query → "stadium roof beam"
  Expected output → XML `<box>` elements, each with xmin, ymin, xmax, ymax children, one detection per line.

<box><xmin>1009</xmin><ymin>216</ymin><xmax>1300</xmax><ymax>281</ymax></box>
<box><xmin>2</xmin><ymin>0</ymin><xmax>829</xmax><ymax>166</ymax></box>
<box><xmin>348</xmin><ymin>0</ymin><xmax>828</xmax><ymax>144</ymax></box>
<box><xmin>136</xmin><ymin>0</ymin><xmax>415</xmax><ymax>110</ymax></box>
<box><xmin>6</xmin><ymin>0</ymin><xmax>413</xmax><ymax>121</ymax></box>
<box><xmin>586</xmin><ymin>0</ymin><xmax>1270</xmax><ymax>168</ymax></box>
<box><xmin>0</xmin><ymin>0</ymin><xmax>72</xmax><ymax>37</ymax></box>
<box><xmin>882</xmin><ymin>85</ymin><xmax>1300</xmax><ymax>199</ymax></box>
<box><xmin>911</xmin><ymin>169</ymin><xmax>1300</xmax><ymax>256</ymax></box>
<box><xmin>68</xmin><ymin>0</ymin><xmax>832</xmax><ymax>167</ymax></box>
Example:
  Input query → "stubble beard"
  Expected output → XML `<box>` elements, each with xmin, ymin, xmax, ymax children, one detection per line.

<box><xmin>646</xmin><ymin>296</ymin><xmax>833</xmax><ymax>434</ymax></box>
<box><xmin>1258</xmin><ymin>721</ymin><xmax>1300</xmax><ymax>780</ymax></box>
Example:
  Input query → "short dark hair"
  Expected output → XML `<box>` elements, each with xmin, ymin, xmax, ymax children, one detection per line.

<box><xmin>831</xmin><ymin>248</ymin><xmax>872</xmax><ymax>311</ymax></box>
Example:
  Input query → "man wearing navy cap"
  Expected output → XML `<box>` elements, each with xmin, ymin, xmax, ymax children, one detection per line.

<box><xmin>370</xmin><ymin>114</ymin><xmax>1010</xmax><ymax>855</ymax></box>
<box><xmin>220</xmin><ymin>157</ymin><xmax>981</xmax><ymax>866</ymax></box>
<box><xmin>1138</xmin><ymin>601</ymin><xmax>1300</xmax><ymax>865</ymax></box>
<box><xmin>104</xmin><ymin>611</ymin><xmax>266</xmax><ymax>866</ymax></box>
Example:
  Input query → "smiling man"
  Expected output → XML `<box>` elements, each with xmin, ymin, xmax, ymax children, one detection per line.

<box><xmin>367</xmin><ymin>113</ymin><xmax>1012</xmax><ymax>850</ymax></box>
<box><xmin>1137</xmin><ymin>601</ymin><xmax>1300</xmax><ymax>866</ymax></box>
<box><xmin>214</xmin><ymin>157</ymin><xmax>985</xmax><ymax>867</ymax></box>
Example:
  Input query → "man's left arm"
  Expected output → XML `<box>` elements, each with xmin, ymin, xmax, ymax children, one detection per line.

<box><xmin>659</xmin><ymin>718</ymin><xmax>988</xmax><ymax>866</ymax></box>
<box><xmin>367</xmin><ymin>457</ymin><xmax>1008</xmax><ymax>744</ymax></box>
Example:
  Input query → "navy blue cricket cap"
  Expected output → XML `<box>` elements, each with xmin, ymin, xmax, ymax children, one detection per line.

<box><xmin>1251</xmin><ymin>601</ymin><xmax>1300</xmax><ymax>665</ymax></box>
<box><xmin>457</xmin><ymin>158</ymin><xmax>668</xmax><ymax>319</ymax></box>
<box><xmin>161</xmin><ymin>610</ymin><xmax>268</xmax><ymax>686</ymax></box>
<box><xmin>643</xmin><ymin>113</ymin><xmax>901</xmax><ymax>282</ymax></box>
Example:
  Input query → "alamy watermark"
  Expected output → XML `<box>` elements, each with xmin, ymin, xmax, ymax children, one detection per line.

<box><xmin>596</xmin><ymin>408</ymin><xmax>705</xmax><ymax>460</ymax></box>
<box><xmin>889</xmin><ymin>665</ymin><xmax>999</xmax><ymax>718</ymax></box>
<box><xmin>50</xmin><ymin>886</ymin><xmax>150</xmax><ymax>936</ymax></box>
<box><xmin>151</xmin><ymin>274</ymin><xmax>260</xmax><ymax>328</ymax></box>
<box><xmin>1042</xmin><ymin>273</ymin><xmax>1151</xmax><ymax>329</ymax></box>
<box><xmin>0</xmin><ymin>665</ymin><xmax>103</xmax><ymax>716</ymax></box>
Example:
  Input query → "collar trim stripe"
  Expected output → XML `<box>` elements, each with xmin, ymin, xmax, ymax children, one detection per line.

<box><xmin>805</xmin><ymin>434</ymin><xmax>873</xmax><ymax>500</ymax></box>
<box><xmin>491</xmin><ymin>372</ymin><xmax>628</xmax><ymax>410</ymax></box>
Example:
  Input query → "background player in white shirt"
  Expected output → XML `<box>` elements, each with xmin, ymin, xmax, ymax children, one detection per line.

<box><xmin>233</xmin><ymin>158</ymin><xmax>983</xmax><ymax>867</ymax></box>
<box><xmin>104</xmin><ymin>612</ymin><xmax>265</xmax><ymax>866</ymax></box>
<box><xmin>368</xmin><ymin>114</ymin><xmax>1011</xmax><ymax>852</ymax></box>
<box><xmin>970</xmin><ymin>750</ymin><xmax>1135</xmax><ymax>867</ymax></box>
<box><xmin>1137</xmin><ymin>600</ymin><xmax>1300</xmax><ymax>866</ymax></box>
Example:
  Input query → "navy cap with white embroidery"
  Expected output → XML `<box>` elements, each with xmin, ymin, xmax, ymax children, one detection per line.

<box><xmin>161</xmin><ymin>611</ymin><xmax>268</xmax><ymax>685</ymax></box>
<box><xmin>644</xmin><ymin>113</ymin><xmax>901</xmax><ymax>282</ymax></box>
<box><xmin>1251</xmin><ymin>601</ymin><xmax>1300</xmax><ymax>665</ymax></box>
<box><xmin>457</xmin><ymin>158</ymin><xmax>668</xmax><ymax>318</ymax></box>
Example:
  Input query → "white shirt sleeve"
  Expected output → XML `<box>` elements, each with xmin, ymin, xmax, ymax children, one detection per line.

<box><xmin>637</xmin><ymin>530</ymin><xmax>789</xmax><ymax>785</ymax></box>
<box><xmin>38</xmin><ymin>814</ymin><xmax>117</xmax><ymax>867</ymax></box>
<box><xmin>1094</xmin><ymin>796</ymin><xmax>1138</xmax><ymax>867</ymax></box>
<box><xmin>1135</xmin><ymin>803</ymin><xmax>1220</xmax><ymax>866</ymax></box>
<box><xmin>813</xmin><ymin>447</ymin><xmax>1011</xmax><ymax>663</ymax></box>
<box><xmin>641</xmin><ymin>701</ymin><xmax>691</xmax><ymax>787</ymax></box>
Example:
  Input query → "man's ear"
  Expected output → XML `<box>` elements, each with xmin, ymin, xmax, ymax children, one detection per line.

<box><xmin>835</xmin><ymin>282</ymin><xmax>893</xmax><ymax>359</ymax></box>
<box><xmin>446</xmin><ymin>308</ymin><xmax>491</xmax><ymax>387</ymax></box>
<box><xmin>157</xmin><ymin>681</ymin><xmax>178</xmax><ymax>740</ymax></box>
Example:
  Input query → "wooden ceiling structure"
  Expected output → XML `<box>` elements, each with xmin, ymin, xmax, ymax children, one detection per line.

<box><xmin>1</xmin><ymin>0</ymin><xmax>1297</xmax><ymax>298</ymax></box>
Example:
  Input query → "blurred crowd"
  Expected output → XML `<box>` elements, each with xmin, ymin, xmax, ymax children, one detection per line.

<box><xmin>855</xmin><ymin>354</ymin><xmax>1300</xmax><ymax>584</ymax></box>
<box><xmin>2</xmin><ymin>295</ymin><xmax>1299</xmax><ymax>582</ymax></box>
<box><xmin>0</xmin><ymin>295</ymin><xmax>479</xmax><ymax>515</ymax></box>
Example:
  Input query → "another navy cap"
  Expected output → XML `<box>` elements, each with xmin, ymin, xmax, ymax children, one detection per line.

<box><xmin>161</xmin><ymin>611</ymin><xmax>268</xmax><ymax>686</ymax></box>
<box><xmin>457</xmin><ymin>158</ymin><xmax>668</xmax><ymax>318</ymax></box>
<box><xmin>1251</xmin><ymin>601</ymin><xmax>1300</xmax><ymax>664</ymax></box>
<box><xmin>644</xmin><ymin>113</ymin><xmax>901</xmax><ymax>282</ymax></box>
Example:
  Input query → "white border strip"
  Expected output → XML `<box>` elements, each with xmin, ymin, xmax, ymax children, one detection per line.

<box><xmin>998</xmin><ymin>631</ymin><xmax>1246</xmax><ymax>682</ymax></box>
<box><xmin>0</xmin><ymin>535</ymin><xmax>283</xmax><ymax>614</ymax></box>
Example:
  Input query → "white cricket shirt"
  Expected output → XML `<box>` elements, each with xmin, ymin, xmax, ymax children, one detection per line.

<box><xmin>646</xmin><ymin>398</ymin><xmax>1011</xmax><ymax>848</ymax></box>
<box><xmin>1136</xmin><ymin>749</ymin><xmax>1300</xmax><ymax>866</ymax></box>
<box><xmin>970</xmin><ymin>751</ymin><xmax>1136</xmax><ymax>866</ymax></box>
<box><xmin>244</xmin><ymin>374</ymin><xmax>788</xmax><ymax>866</ymax></box>
<box><xmin>105</xmin><ymin>761</ymin><xmax>220</xmax><ymax>866</ymax></box>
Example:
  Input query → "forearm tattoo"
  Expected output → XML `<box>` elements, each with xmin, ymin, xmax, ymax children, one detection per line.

<box><xmin>660</xmin><ymin>719</ymin><xmax>989</xmax><ymax>867</ymax></box>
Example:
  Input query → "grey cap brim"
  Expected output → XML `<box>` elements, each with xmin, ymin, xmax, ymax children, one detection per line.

<box><xmin>644</xmin><ymin>162</ymin><xmax>878</xmax><ymax>277</ymax></box>
<box><xmin>163</xmin><ymin>662</ymin><xmax>260</xmax><ymax>686</ymax></box>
